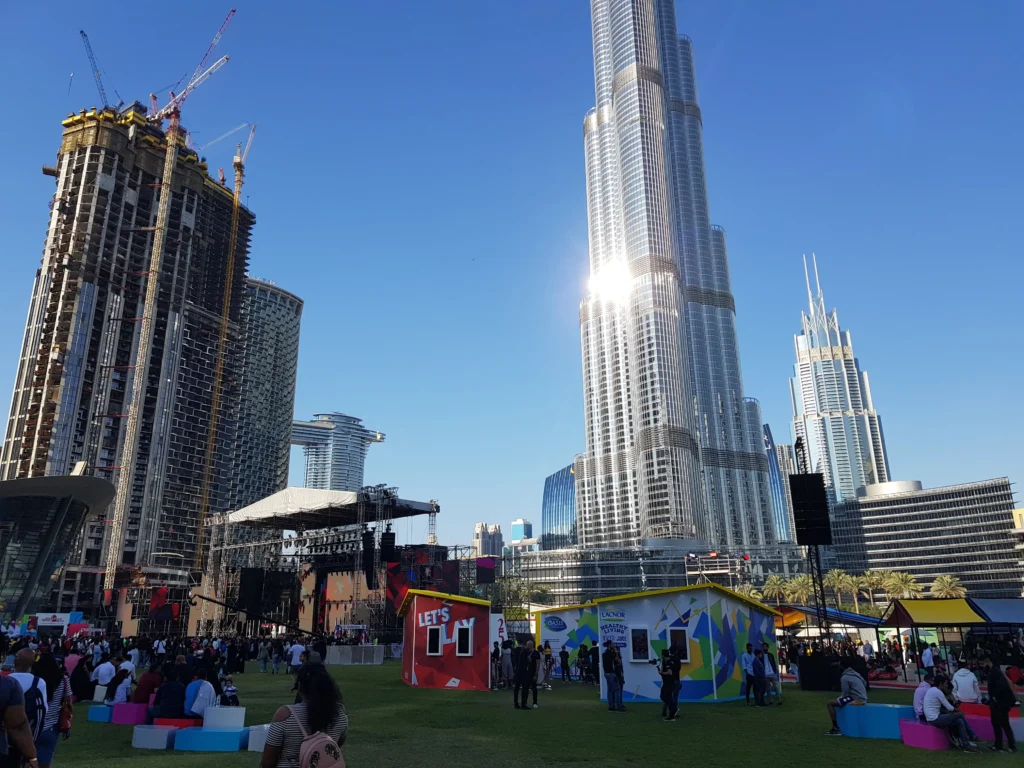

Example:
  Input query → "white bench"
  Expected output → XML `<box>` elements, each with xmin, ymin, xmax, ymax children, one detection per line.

<box><xmin>247</xmin><ymin>724</ymin><xmax>270</xmax><ymax>752</ymax></box>
<box><xmin>202</xmin><ymin>706</ymin><xmax>246</xmax><ymax>729</ymax></box>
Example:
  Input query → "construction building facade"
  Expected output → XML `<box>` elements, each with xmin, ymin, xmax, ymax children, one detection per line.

<box><xmin>226</xmin><ymin>278</ymin><xmax>302</xmax><ymax>511</ymax></box>
<box><xmin>0</xmin><ymin>104</ymin><xmax>253</xmax><ymax>612</ymax></box>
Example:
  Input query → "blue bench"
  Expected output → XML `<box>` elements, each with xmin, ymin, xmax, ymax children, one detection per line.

<box><xmin>837</xmin><ymin>703</ymin><xmax>917</xmax><ymax>738</ymax></box>
<box><xmin>175</xmin><ymin>727</ymin><xmax>250</xmax><ymax>752</ymax></box>
<box><xmin>87</xmin><ymin>705</ymin><xmax>113</xmax><ymax>723</ymax></box>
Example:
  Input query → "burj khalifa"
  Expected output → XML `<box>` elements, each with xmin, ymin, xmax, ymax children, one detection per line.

<box><xmin>574</xmin><ymin>0</ymin><xmax>774</xmax><ymax>551</ymax></box>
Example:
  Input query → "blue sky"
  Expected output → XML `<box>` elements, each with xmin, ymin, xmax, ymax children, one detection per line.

<box><xmin>1</xmin><ymin>1</ymin><xmax>1021</xmax><ymax>548</ymax></box>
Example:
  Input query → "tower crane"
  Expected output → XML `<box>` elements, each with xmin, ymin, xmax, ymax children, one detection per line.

<box><xmin>102</xmin><ymin>21</ymin><xmax>233</xmax><ymax>592</ymax></box>
<box><xmin>195</xmin><ymin>124</ymin><xmax>256</xmax><ymax>571</ymax></box>
<box><xmin>79</xmin><ymin>30</ymin><xmax>114</xmax><ymax>108</ymax></box>
<box><xmin>199</xmin><ymin>122</ymin><xmax>250</xmax><ymax>152</ymax></box>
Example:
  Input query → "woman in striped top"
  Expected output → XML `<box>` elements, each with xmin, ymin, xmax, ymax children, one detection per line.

<box><xmin>31</xmin><ymin>654</ymin><xmax>71</xmax><ymax>768</ymax></box>
<box><xmin>262</xmin><ymin>664</ymin><xmax>347</xmax><ymax>768</ymax></box>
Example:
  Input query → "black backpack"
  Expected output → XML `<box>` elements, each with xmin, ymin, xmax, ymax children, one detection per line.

<box><xmin>23</xmin><ymin>676</ymin><xmax>46</xmax><ymax>742</ymax></box>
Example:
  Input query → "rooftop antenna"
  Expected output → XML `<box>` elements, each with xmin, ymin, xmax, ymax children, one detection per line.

<box><xmin>802</xmin><ymin>254</ymin><xmax>814</xmax><ymax>312</ymax></box>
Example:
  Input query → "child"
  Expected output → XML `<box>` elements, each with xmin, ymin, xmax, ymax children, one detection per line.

<box><xmin>220</xmin><ymin>676</ymin><xmax>240</xmax><ymax>706</ymax></box>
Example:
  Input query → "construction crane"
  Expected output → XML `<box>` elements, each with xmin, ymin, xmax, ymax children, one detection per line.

<box><xmin>199</xmin><ymin>122</ymin><xmax>250</xmax><ymax>152</ymax></box>
<box><xmin>79</xmin><ymin>30</ymin><xmax>109</xmax><ymax>108</ymax></box>
<box><xmin>102</xmin><ymin>27</ymin><xmax>233</xmax><ymax>593</ymax></box>
<box><xmin>195</xmin><ymin>123</ymin><xmax>256</xmax><ymax>573</ymax></box>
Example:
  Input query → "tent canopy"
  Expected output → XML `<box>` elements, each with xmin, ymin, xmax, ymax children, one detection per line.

<box><xmin>775</xmin><ymin>605</ymin><xmax>882</xmax><ymax>629</ymax></box>
<box><xmin>879</xmin><ymin>598</ymin><xmax>986</xmax><ymax>627</ymax></box>
<box><xmin>223</xmin><ymin>486</ymin><xmax>437</xmax><ymax>530</ymax></box>
<box><xmin>967</xmin><ymin>598</ymin><xmax>1024</xmax><ymax>626</ymax></box>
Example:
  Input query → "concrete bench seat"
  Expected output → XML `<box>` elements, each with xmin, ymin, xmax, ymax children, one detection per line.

<box><xmin>247</xmin><ymin>724</ymin><xmax>270</xmax><ymax>752</ymax></box>
<box><xmin>91</xmin><ymin>685</ymin><xmax>107</xmax><ymax>703</ymax></box>
<box><xmin>132</xmin><ymin>725</ymin><xmax>177</xmax><ymax>750</ymax></box>
<box><xmin>899</xmin><ymin>719</ymin><xmax>949</xmax><ymax>750</ymax></box>
<box><xmin>175</xmin><ymin>726</ymin><xmax>249</xmax><ymax>752</ymax></box>
<box><xmin>836</xmin><ymin>703</ymin><xmax>916</xmax><ymax>738</ymax></box>
<box><xmin>202</xmin><ymin>706</ymin><xmax>245</xmax><ymax>729</ymax></box>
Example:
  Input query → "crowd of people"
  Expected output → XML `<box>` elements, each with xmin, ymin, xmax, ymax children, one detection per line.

<box><xmin>0</xmin><ymin>631</ymin><xmax>349</xmax><ymax>768</ymax></box>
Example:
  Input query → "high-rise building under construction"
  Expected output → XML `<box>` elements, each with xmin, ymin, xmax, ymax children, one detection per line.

<box><xmin>575</xmin><ymin>0</ymin><xmax>774</xmax><ymax>550</ymax></box>
<box><xmin>0</xmin><ymin>104</ymin><xmax>252</xmax><ymax>610</ymax></box>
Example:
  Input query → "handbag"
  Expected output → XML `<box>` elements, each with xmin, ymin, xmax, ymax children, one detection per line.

<box><xmin>57</xmin><ymin>697</ymin><xmax>73</xmax><ymax>734</ymax></box>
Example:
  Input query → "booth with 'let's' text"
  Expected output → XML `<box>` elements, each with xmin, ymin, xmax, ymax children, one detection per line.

<box><xmin>398</xmin><ymin>590</ymin><xmax>491</xmax><ymax>691</ymax></box>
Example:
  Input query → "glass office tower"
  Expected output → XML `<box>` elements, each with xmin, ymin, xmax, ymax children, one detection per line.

<box><xmin>763</xmin><ymin>425</ymin><xmax>796</xmax><ymax>542</ymax></box>
<box><xmin>790</xmin><ymin>256</ymin><xmax>890</xmax><ymax>503</ymax></box>
<box><xmin>541</xmin><ymin>465</ymin><xmax>577</xmax><ymax>550</ymax></box>
<box><xmin>575</xmin><ymin>0</ymin><xmax>774</xmax><ymax>550</ymax></box>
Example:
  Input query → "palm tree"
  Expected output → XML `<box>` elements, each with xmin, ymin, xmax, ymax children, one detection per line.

<box><xmin>885</xmin><ymin>571</ymin><xmax>922</xmax><ymax>599</ymax></box>
<box><xmin>930</xmin><ymin>575</ymin><xmax>967</xmax><ymax>599</ymax></box>
<box><xmin>824</xmin><ymin>569</ymin><xmax>847</xmax><ymax>605</ymax></box>
<box><xmin>762</xmin><ymin>575</ymin><xmax>787</xmax><ymax>606</ymax></box>
<box><xmin>837</xmin><ymin>574</ymin><xmax>860</xmax><ymax>613</ymax></box>
<box><xmin>785</xmin><ymin>574</ymin><xmax>814</xmax><ymax>604</ymax></box>
<box><xmin>862</xmin><ymin>570</ymin><xmax>885</xmax><ymax>606</ymax></box>
<box><xmin>734</xmin><ymin>583</ymin><xmax>763</xmax><ymax>601</ymax></box>
<box><xmin>850</xmin><ymin>574</ymin><xmax>871</xmax><ymax>614</ymax></box>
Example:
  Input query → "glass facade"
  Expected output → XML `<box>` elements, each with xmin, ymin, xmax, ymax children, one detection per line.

<box><xmin>832</xmin><ymin>478</ymin><xmax>1022</xmax><ymax>598</ymax></box>
<box><xmin>541</xmin><ymin>465</ymin><xmax>577</xmax><ymax>550</ymax></box>
<box><xmin>227</xmin><ymin>279</ymin><xmax>303</xmax><ymax>510</ymax></box>
<box><xmin>291</xmin><ymin>413</ymin><xmax>384</xmax><ymax>492</ymax></box>
<box><xmin>511</xmin><ymin>518</ymin><xmax>533</xmax><ymax>542</ymax></box>
<box><xmin>790</xmin><ymin>256</ymin><xmax>890</xmax><ymax>503</ymax></box>
<box><xmin>576</xmin><ymin>0</ymin><xmax>774</xmax><ymax>551</ymax></box>
<box><xmin>0</xmin><ymin>476</ymin><xmax>115</xmax><ymax>619</ymax></box>
<box><xmin>763</xmin><ymin>425</ymin><xmax>796</xmax><ymax>542</ymax></box>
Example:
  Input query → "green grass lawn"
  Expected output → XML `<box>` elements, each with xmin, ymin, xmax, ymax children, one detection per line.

<box><xmin>60</xmin><ymin>664</ymin><xmax>991</xmax><ymax>767</ymax></box>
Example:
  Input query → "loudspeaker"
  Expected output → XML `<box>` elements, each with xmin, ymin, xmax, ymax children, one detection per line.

<box><xmin>239</xmin><ymin>568</ymin><xmax>266</xmax><ymax>615</ymax></box>
<box><xmin>789</xmin><ymin>473</ymin><xmax>832</xmax><ymax>546</ymax></box>
<box><xmin>361</xmin><ymin>531</ymin><xmax>377</xmax><ymax>590</ymax></box>
<box><xmin>380</xmin><ymin>531</ymin><xmax>396</xmax><ymax>563</ymax></box>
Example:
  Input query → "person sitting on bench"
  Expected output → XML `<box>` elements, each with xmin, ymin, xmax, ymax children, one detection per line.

<box><xmin>825</xmin><ymin>657</ymin><xmax>868</xmax><ymax>735</ymax></box>
<box><xmin>913</xmin><ymin>672</ymin><xmax>935</xmax><ymax>722</ymax></box>
<box><xmin>924</xmin><ymin>675</ymin><xmax>978</xmax><ymax>751</ymax></box>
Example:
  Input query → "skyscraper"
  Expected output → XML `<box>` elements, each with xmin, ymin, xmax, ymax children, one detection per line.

<box><xmin>790</xmin><ymin>256</ymin><xmax>890</xmax><ymax>503</ymax></box>
<box><xmin>575</xmin><ymin>0</ymin><xmax>774</xmax><ymax>550</ymax></box>
<box><xmin>226</xmin><ymin>278</ymin><xmax>303</xmax><ymax>511</ymax></box>
<box><xmin>291</xmin><ymin>413</ymin><xmax>383</xmax><ymax>492</ymax></box>
<box><xmin>763</xmin><ymin>425</ymin><xmax>796</xmax><ymax>542</ymax></box>
<box><xmin>510</xmin><ymin>518</ymin><xmax>533</xmax><ymax>542</ymax></box>
<box><xmin>472</xmin><ymin>523</ymin><xmax>504</xmax><ymax>558</ymax></box>
<box><xmin>541</xmin><ymin>464</ymin><xmax>577</xmax><ymax>550</ymax></box>
<box><xmin>0</xmin><ymin>104</ymin><xmax>251</xmax><ymax>597</ymax></box>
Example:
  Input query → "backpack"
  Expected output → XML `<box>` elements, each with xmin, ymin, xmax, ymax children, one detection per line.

<box><xmin>288</xmin><ymin>705</ymin><xmax>344</xmax><ymax>768</ymax></box>
<box><xmin>23</xmin><ymin>676</ymin><xmax>46</xmax><ymax>742</ymax></box>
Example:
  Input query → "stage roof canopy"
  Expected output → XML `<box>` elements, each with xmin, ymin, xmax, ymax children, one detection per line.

<box><xmin>776</xmin><ymin>604</ymin><xmax>882</xmax><ymax>629</ymax></box>
<box><xmin>224</xmin><ymin>487</ymin><xmax>437</xmax><ymax>530</ymax></box>
<box><xmin>967</xmin><ymin>598</ymin><xmax>1024</xmax><ymax>626</ymax></box>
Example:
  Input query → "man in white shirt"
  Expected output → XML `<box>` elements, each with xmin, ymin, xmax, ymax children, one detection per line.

<box><xmin>924</xmin><ymin>676</ymin><xmax>977</xmax><ymax>750</ymax></box>
<box><xmin>92</xmin><ymin>656</ymin><xmax>117</xmax><ymax>686</ymax></box>
<box><xmin>119</xmin><ymin>656</ymin><xmax>136</xmax><ymax>681</ymax></box>
<box><xmin>155</xmin><ymin>638</ymin><xmax>167</xmax><ymax>662</ymax></box>
<box><xmin>921</xmin><ymin>644</ymin><xmax>935</xmax><ymax>675</ymax></box>
<box><xmin>862</xmin><ymin>642</ymin><xmax>874</xmax><ymax>662</ymax></box>
<box><xmin>288</xmin><ymin>641</ymin><xmax>306</xmax><ymax>673</ymax></box>
<box><xmin>740</xmin><ymin>643</ymin><xmax>756</xmax><ymax>706</ymax></box>
<box><xmin>913</xmin><ymin>673</ymin><xmax>934</xmax><ymax>721</ymax></box>
<box><xmin>9</xmin><ymin>649</ymin><xmax>47</xmax><ymax>720</ymax></box>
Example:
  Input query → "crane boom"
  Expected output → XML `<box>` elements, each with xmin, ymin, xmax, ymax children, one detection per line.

<box><xmin>190</xmin><ymin>9</ymin><xmax>235</xmax><ymax>89</ymax></box>
<box><xmin>153</xmin><ymin>55</ymin><xmax>229</xmax><ymax>121</ymax></box>
<box><xmin>79</xmin><ymin>30</ymin><xmax>109</xmax><ymax>107</ymax></box>
<box><xmin>199</xmin><ymin>122</ymin><xmax>249</xmax><ymax>151</ymax></box>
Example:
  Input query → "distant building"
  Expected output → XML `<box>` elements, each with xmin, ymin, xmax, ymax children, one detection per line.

<box><xmin>473</xmin><ymin>523</ymin><xmax>503</xmax><ymax>558</ymax></box>
<box><xmin>227</xmin><ymin>279</ymin><xmax>303</xmax><ymax>511</ymax></box>
<box><xmin>832</xmin><ymin>478</ymin><xmax>1023</xmax><ymax>598</ymax></box>
<box><xmin>291</xmin><ymin>413</ymin><xmax>384</xmax><ymax>492</ymax></box>
<box><xmin>541</xmin><ymin>465</ymin><xmax>577</xmax><ymax>550</ymax></box>
<box><xmin>790</xmin><ymin>256</ymin><xmax>890</xmax><ymax>504</ymax></box>
<box><xmin>504</xmin><ymin>538</ymin><xmax>540</xmax><ymax>556</ymax></box>
<box><xmin>763</xmin><ymin>426</ymin><xmax>796</xmax><ymax>542</ymax></box>
<box><xmin>511</xmin><ymin>518</ymin><xmax>533</xmax><ymax>543</ymax></box>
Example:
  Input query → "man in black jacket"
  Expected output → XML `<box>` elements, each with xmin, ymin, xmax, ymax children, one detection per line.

<box><xmin>513</xmin><ymin>640</ymin><xmax>540</xmax><ymax>710</ymax></box>
<box><xmin>982</xmin><ymin>655</ymin><xmax>1018</xmax><ymax>752</ymax></box>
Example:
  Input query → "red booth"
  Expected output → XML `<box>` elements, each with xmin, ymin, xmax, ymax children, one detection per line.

<box><xmin>398</xmin><ymin>589</ymin><xmax>491</xmax><ymax>691</ymax></box>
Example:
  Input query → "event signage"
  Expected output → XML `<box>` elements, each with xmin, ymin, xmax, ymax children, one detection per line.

<box><xmin>417</xmin><ymin>606</ymin><xmax>451</xmax><ymax>627</ymax></box>
<box><xmin>543</xmin><ymin>616</ymin><xmax>567</xmax><ymax>632</ymax></box>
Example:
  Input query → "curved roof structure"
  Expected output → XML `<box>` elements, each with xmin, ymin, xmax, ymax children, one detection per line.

<box><xmin>224</xmin><ymin>486</ymin><xmax>437</xmax><ymax>530</ymax></box>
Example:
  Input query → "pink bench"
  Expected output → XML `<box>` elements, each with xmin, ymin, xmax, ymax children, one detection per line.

<box><xmin>899</xmin><ymin>719</ymin><xmax>949</xmax><ymax>750</ymax></box>
<box><xmin>111</xmin><ymin>702</ymin><xmax>149</xmax><ymax>725</ymax></box>
<box><xmin>966</xmin><ymin>714</ymin><xmax>994</xmax><ymax>741</ymax></box>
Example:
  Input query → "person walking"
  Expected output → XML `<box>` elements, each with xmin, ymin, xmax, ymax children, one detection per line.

<box><xmin>542</xmin><ymin>642</ymin><xmax>554</xmax><ymax>690</ymax></box>
<box><xmin>982</xmin><ymin>655</ymin><xmax>1017</xmax><ymax>753</ymax></box>
<box><xmin>658</xmin><ymin>649</ymin><xmax>680</xmax><ymax>721</ymax></box>
<box><xmin>501</xmin><ymin>641</ymin><xmax>514</xmax><ymax>689</ymax></box>
<box><xmin>513</xmin><ymin>640</ymin><xmax>540</xmax><ymax>710</ymax></box>
<box><xmin>490</xmin><ymin>642</ymin><xmax>501</xmax><ymax>690</ymax></box>
<box><xmin>262</xmin><ymin>665</ymin><xmax>347</xmax><ymax>768</ymax></box>
<box><xmin>602</xmin><ymin>642</ymin><xmax>624</xmax><ymax>713</ymax></box>
<box><xmin>30</xmin><ymin>655</ymin><xmax>69</xmax><ymax>768</ymax></box>
<box><xmin>762</xmin><ymin>642</ymin><xmax>782</xmax><ymax>705</ymax></box>
<box><xmin>559</xmin><ymin>647</ymin><xmax>570</xmax><ymax>682</ymax></box>
<box><xmin>751</xmin><ymin>649</ymin><xmax>767</xmax><ymax>707</ymax></box>
<box><xmin>740</xmin><ymin>643</ymin><xmax>756</xmax><ymax>706</ymax></box>
<box><xmin>0</xmin><ymin>670</ymin><xmax>40</xmax><ymax>768</ymax></box>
